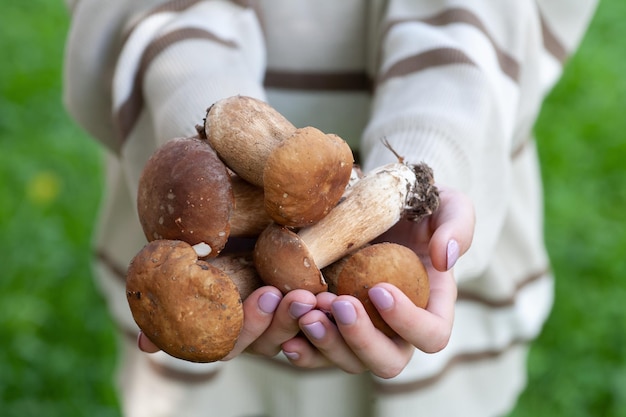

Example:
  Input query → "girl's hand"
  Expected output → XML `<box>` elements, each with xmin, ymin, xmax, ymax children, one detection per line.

<box><xmin>280</xmin><ymin>186</ymin><xmax>475</xmax><ymax>378</ymax></box>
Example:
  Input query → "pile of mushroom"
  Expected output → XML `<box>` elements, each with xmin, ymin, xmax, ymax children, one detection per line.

<box><xmin>125</xmin><ymin>95</ymin><xmax>440</xmax><ymax>363</ymax></box>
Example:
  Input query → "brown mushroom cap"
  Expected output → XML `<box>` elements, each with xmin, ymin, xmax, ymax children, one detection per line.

<box><xmin>137</xmin><ymin>136</ymin><xmax>233</xmax><ymax>257</ymax></box>
<box><xmin>325</xmin><ymin>242</ymin><xmax>430</xmax><ymax>337</ymax></box>
<box><xmin>263</xmin><ymin>127</ymin><xmax>354</xmax><ymax>227</ymax></box>
<box><xmin>253</xmin><ymin>223</ymin><xmax>328</xmax><ymax>294</ymax></box>
<box><xmin>126</xmin><ymin>240</ymin><xmax>244</xmax><ymax>362</ymax></box>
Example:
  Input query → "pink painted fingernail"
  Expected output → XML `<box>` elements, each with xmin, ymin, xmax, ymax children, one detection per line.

<box><xmin>289</xmin><ymin>302</ymin><xmax>314</xmax><ymax>319</ymax></box>
<box><xmin>368</xmin><ymin>287</ymin><xmax>394</xmax><ymax>311</ymax></box>
<box><xmin>258</xmin><ymin>292</ymin><xmax>281</xmax><ymax>314</ymax></box>
<box><xmin>283</xmin><ymin>351</ymin><xmax>300</xmax><ymax>361</ymax></box>
<box><xmin>302</xmin><ymin>322</ymin><xmax>326</xmax><ymax>340</ymax></box>
<box><xmin>331</xmin><ymin>301</ymin><xmax>357</xmax><ymax>325</ymax></box>
<box><xmin>447</xmin><ymin>239</ymin><xmax>460</xmax><ymax>270</ymax></box>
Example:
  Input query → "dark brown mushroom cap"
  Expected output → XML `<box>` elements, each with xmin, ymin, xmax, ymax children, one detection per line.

<box><xmin>126</xmin><ymin>240</ymin><xmax>244</xmax><ymax>362</ymax></box>
<box><xmin>137</xmin><ymin>136</ymin><xmax>233</xmax><ymax>257</ymax></box>
<box><xmin>328</xmin><ymin>242</ymin><xmax>430</xmax><ymax>337</ymax></box>
<box><xmin>263</xmin><ymin>127</ymin><xmax>354</xmax><ymax>227</ymax></box>
<box><xmin>253</xmin><ymin>223</ymin><xmax>328</xmax><ymax>294</ymax></box>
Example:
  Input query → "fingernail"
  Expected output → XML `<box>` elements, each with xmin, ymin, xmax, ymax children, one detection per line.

<box><xmin>258</xmin><ymin>292</ymin><xmax>281</xmax><ymax>314</ymax></box>
<box><xmin>331</xmin><ymin>301</ymin><xmax>357</xmax><ymax>325</ymax></box>
<box><xmin>289</xmin><ymin>302</ymin><xmax>314</xmax><ymax>319</ymax></box>
<box><xmin>283</xmin><ymin>351</ymin><xmax>300</xmax><ymax>361</ymax></box>
<box><xmin>137</xmin><ymin>331</ymin><xmax>153</xmax><ymax>353</ymax></box>
<box><xmin>447</xmin><ymin>239</ymin><xmax>460</xmax><ymax>270</ymax></box>
<box><xmin>369</xmin><ymin>287</ymin><xmax>394</xmax><ymax>311</ymax></box>
<box><xmin>302</xmin><ymin>321</ymin><xmax>326</xmax><ymax>340</ymax></box>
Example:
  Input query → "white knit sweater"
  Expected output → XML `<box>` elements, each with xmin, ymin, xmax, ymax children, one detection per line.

<box><xmin>64</xmin><ymin>1</ymin><xmax>597</xmax><ymax>416</ymax></box>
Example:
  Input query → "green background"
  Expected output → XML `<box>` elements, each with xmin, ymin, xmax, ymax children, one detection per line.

<box><xmin>1</xmin><ymin>2</ymin><xmax>624</xmax><ymax>416</ymax></box>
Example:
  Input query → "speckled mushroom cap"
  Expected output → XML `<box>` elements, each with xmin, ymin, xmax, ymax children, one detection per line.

<box><xmin>253</xmin><ymin>223</ymin><xmax>328</xmax><ymax>294</ymax></box>
<box><xmin>137</xmin><ymin>136</ymin><xmax>233</xmax><ymax>257</ymax></box>
<box><xmin>126</xmin><ymin>240</ymin><xmax>244</xmax><ymax>362</ymax></box>
<box><xmin>263</xmin><ymin>126</ymin><xmax>354</xmax><ymax>227</ymax></box>
<box><xmin>326</xmin><ymin>242</ymin><xmax>430</xmax><ymax>337</ymax></box>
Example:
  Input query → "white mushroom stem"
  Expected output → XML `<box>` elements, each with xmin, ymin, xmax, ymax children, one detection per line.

<box><xmin>297</xmin><ymin>162</ymin><xmax>438</xmax><ymax>269</ymax></box>
<box><xmin>192</xmin><ymin>242</ymin><xmax>212</xmax><ymax>257</ymax></box>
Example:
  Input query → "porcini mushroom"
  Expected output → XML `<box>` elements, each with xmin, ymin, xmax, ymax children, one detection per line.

<box><xmin>137</xmin><ymin>136</ymin><xmax>272</xmax><ymax>258</ymax></box>
<box><xmin>204</xmin><ymin>95</ymin><xmax>297</xmax><ymax>186</ymax></box>
<box><xmin>323</xmin><ymin>242</ymin><xmax>430</xmax><ymax>337</ymax></box>
<box><xmin>253</xmin><ymin>162</ymin><xmax>439</xmax><ymax>294</ymax></box>
<box><xmin>137</xmin><ymin>136</ymin><xmax>233</xmax><ymax>257</ymax></box>
<box><xmin>204</xmin><ymin>95</ymin><xmax>354</xmax><ymax>227</ymax></box>
<box><xmin>262</xmin><ymin>127</ymin><xmax>354</xmax><ymax>226</ymax></box>
<box><xmin>126</xmin><ymin>240</ymin><xmax>245</xmax><ymax>362</ymax></box>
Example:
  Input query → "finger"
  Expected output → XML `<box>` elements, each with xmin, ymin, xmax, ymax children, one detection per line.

<box><xmin>280</xmin><ymin>336</ymin><xmax>334</xmax><ymax>369</ymax></box>
<box><xmin>297</xmin><ymin>309</ymin><xmax>367</xmax><ymax>374</ymax></box>
<box><xmin>329</xmin><ymin>295</ymin><xmax>415</xmax><ymax>378</ymax></box>
<box><xmin>137</xmin><ymin>331</ymin><xmax>161</xmax><ymax>353</ymax></box>
<box><xmin>223</xmin><ymin>286</ymin><xmax>283</xmax><ymax>360</ymax></box>
<box><xmin>427</xmin><ymin>186</ymin><xmax>475</xmax><ymax>271</ymax></box>
<box><xmin>369</xmin><ymin>270</ymin><xmax>456</xmax><ymax>354</ymax></box>
<box><xmin>245</xmin><ymin>289</ymin><xmax>317</xmax><ymax>357</ymax></box>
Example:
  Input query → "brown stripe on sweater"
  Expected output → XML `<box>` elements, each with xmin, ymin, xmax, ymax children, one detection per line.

<box><xmin>539</xmin><ymin>13</ymin><xmax>568</xmax><ymax>63</ymax></box>
<box><xmin>373</xmin><ymin>337</ymin><xmax>530</xmax><ymax>395</ymax></box>
<box><xmin>377</xmin><ymin>47</ymin><xmax>477</xmax><ymax>85</ymax></box>
<box><xmin>96</xmin><ymin>249</ymin><xmax>129</xmax><ymax>283</ymax></box>
<box><xmin>115</xmin><ymin>27</ymin><xmax>238</xmax><ymax>142</ymax></box>
<box><xmin>511</xmin><ymin>137</ymin><xmax>532</xmax><ymax>159</ymax></box>
<box><xmin>264</xmin><ymin>70</ymin><xmax>373</xmax><ymax>91</ymax></box>
<box><xmin>383</xmin><ymin>8</ymin><xmax>521</xmax><ymax>82</ymax></box>
<box><xmin>457</xmin><ymin>268</ymin><xmax>550</xmax><ymax>308</ymax></box>
<box><xmin>149</xmin><ymin>0</ymin><xmax>204</xmax><ymax>14</ymax></box>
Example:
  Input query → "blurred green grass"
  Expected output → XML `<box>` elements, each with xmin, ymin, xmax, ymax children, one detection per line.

<box><xmin>0</xmin><ymin>2</ymin><xmax>624</xmax><ymax>417</ymax></box>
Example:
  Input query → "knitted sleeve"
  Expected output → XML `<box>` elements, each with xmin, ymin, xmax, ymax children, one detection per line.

<box><xmin>362</xmin><ymin>0</ymin><xmax>597</xmax><ymax>279</ymax></box>
<box><xmin>64</xmin><ymin>0</ymin><xmax>266</xmax><ymax>153</ymax></box>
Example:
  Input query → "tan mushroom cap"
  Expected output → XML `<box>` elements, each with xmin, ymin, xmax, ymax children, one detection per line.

<box><xmin>263</xmin><ymin>126</ymin><xmax>354</xmax><ymax>227</ymax></box>
<box><xmin>126</xmin><ymin>240</ymin><xmax>244</xmax><ymax>362</ymax></box>
<box><xmin>137</xmin><ymin>136</ymin><xmax>233</xmax><ymax>257</ymax></box>
<box><xmin>327</xmin><ymin>242</ymin><xmax>430</xmax><ymax>337</ymax></box>
<box><xmin>253</xmin><ymin>223</ymin><xmax>328</xmax><ymax>294</ymax></box>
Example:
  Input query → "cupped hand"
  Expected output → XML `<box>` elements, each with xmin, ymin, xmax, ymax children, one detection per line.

<box><xmin>280</xmin><ymin>186</ymin><xmax>475</xmax><ymax>378</ymax></box>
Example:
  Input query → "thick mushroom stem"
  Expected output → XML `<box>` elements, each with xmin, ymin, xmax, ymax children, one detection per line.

<box><xmin>207</xmin><ymin>252</ymin><xmax>264</xmax><ymax>300</ymax></box>
<box><xmin>228</xmin><ymin>174</ymin><xmax>272</xmax><ymax>237</ymax></box>
<box><xmin>297</xmin><ymin>162</ymin><xmax>439</xmax><ymax>269</ymax></box>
